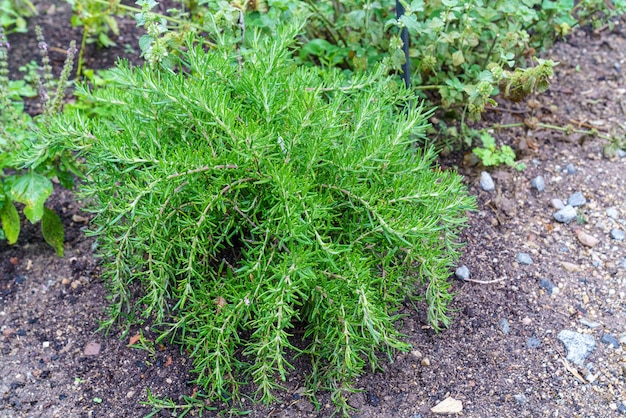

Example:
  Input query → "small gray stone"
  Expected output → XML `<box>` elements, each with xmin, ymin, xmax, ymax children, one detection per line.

<box><xmin>539</xmin><ymin>278</ymin><xmax>556</xmax><ymax>294</ymax></box>
<box><xmin>480</xmin><ymin>171</ymin><xmax>495</xmax><ymax>191</ymax></box>
<box><xmin>565</xmin><ymin>163</ymin><xmax>576</xmax><ymax>174</ymax></box>
<box><xmin>610</xmin><ymin>229</ymin><xmax>625</xmax><ymax>241</ymax></box>
<box><xmin>513</xmin><ymin>394</ymin><xmax>527</xmax><ymax>405</ymax></box>
<box><xmin>621</xmin><ymin>258</ymin><xmax>626</xmax><ymax>269</ymax></box>
<box><xmin>498</xmin><ymin>318</ymin><xmax>510</xmax><ymax>335</ymax></box>
<box><xmin>455</xmin><ymin>265</ymin><xmax>470</xmax><ymax>280</ymax></box>
<box><xmin>567</xmin><ymin>191</ymin><xmax>587</xmax><ymax>207</ymax></box>
<box><xmin>606</xmin><ymin>207</ymin><xmax>619</xmax><ymax>219</ymax></box>
<box><xmin>531</xmin><ymin>176</ymin><xmax>545</xmax><ymax>192</ymax></box>
<box><xmin>553</xmin><ymin>205</ymin><xmax>577</xmax><ymax>223</ymax></box>
<box><xmin>618</xmin><ymin>149</ymin><xmax>626</xmax><ymax>158</ymax></box>
<box><xmin>579</xmin><ymin>318</ymin><xmax>601</xmax><ymax>329</ymax></box>
<box><xmin>601</xmin><ymin>334</ymin><xmax>620</xmax><ymax>349</ymax></box>
<box><xmin>558</xmin><ymin>330</ymin><xmax>596</xmax><ymax>366</ymax></box>
<box><xmin>551</xmin><ymin>198</ymin><xmax>565</xmax><ymax>210</ymax></box>
<box><xmin>516</xmin><ymin>252</ymin><xmax>533</xmax><ymax>265</ymax></box>
<box><xmin>526</xmin><ymin>337</ymin><xmax>541</xmax><ymax>349</ymax></box>
<box><xmin>617</xmin><ymin>403</ymin><xmax>626</xmax><ymax>414</ymax></box>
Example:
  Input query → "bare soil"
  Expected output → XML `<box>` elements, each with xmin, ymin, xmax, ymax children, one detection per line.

<box><xmin>2</xmin><ymin>3</ymin><xmax>626</xmax><ymax>417</ymax></box>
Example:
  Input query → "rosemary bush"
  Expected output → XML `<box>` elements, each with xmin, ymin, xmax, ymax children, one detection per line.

<box><xmin>39</xmin><ymin>24</ymin><xmax>474</xmax><ymax>408</ymax></box>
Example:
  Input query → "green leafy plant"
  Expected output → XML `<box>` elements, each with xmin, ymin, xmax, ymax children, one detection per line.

<box><xmin>134</xmin><ymin>0</ymin><xmax>190</xmax><ymax>69</ymax></box>
<box><xmin>65</xmin><ymin>0</ymin><xmax>132</xmax><ymax>75</ymax></box>
<box><xmin>37</xmin><ymin>23</ymin><xmax>474</xmax><ymax>413</ymax></box>
<box><xmin>0</xmin><ymin>27</ymin><xmax>77</xmax><ymax>255</ymax></box>
<box><xmin>66</xmin><ymin>0</ymin><xmax>122</xmax><ymax>48</ymax></box>
<box><xmin>472</xmin><ymin>130</ymin><xmax>525</xmax><ymax>170</ymax></box>
<box><xmin>64</xmin><ymin>0</ymin><xmax>625</xmax><ymax>123</ymax></box>
<box><xmin>0</xmin><ymin>0</ymin><xmax>37</xmax><ymax>34</ymax></box>
<box><xmin>391</xmin><ymin>1</ymin><xmax>621</xmax><ymax>91</ymax></box>
<box><xmin>133</xmin><ymin>0</ymin><xmax>624</xmax><ymax>166</ymax></box>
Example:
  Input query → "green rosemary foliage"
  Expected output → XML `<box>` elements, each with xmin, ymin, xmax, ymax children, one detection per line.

<box><xmin>38</xmin><ymin>23</ymin><xmax>474</xmax><ymax>408</ymax></box>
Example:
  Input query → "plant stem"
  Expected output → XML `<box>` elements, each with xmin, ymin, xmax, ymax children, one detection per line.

<box><xmin>494</xmin><ymin>122</ymin><xmax>612</xmax><ymax>141</ymax></box>
<box><xmin>86</xmin><ymin>0</ymin><xmax>210</xmax><ymax>32</ymax></box>
<box><xmin>302</xmin><ymin>0</ymin><xmax>347</xmax><ymax>47</ymax></box>
<box><xmin>413</xmin><ymin>85</ymin><xmax>442</xmax><ymax>91</ymax></box>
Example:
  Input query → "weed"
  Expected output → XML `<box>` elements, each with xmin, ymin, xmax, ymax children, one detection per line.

<box><xmin>0</xmin><ymin>27</ymin><xmax>78</xmax><ymax>255</ymax></box>
<box><xmin>472</xmin><ymin>130</ymin><xmax>525</xmax><ymax>171</ymax></box>
<box><xmin>0</xmin><ymin>0</ymin><xmax>37</xmax><ymax>34</ymax></box>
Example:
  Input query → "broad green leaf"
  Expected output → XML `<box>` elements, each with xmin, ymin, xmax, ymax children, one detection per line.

<box><xmin>345</xmin><ymin>10</ymin><xmax>366</xmax><ymax>28</ymax></box>
<box><xmin>0</xmin><ymin>199</ymin><xmax>20</xmax><ymax>245</ymax></box>
<box><xmin>384</xmin><ymin>18</ymin><xmax>398</xmax><ymax>31</ymax></box>
<box><xmin>399</xmin><ymin>14</ymin><xmax>420</xmax><ymax>34</ymax></box>
<box><xmin>42</xmin><ymin>207</ymin><xmax>65</xmax><ymax>257</ymax></box>
<box><xmin>452</xmin><ymin>50</ymin><xmax>465</xmax><ymax>66</ymax></box>
<box><xmin>300</xmin><ymin>39</ymin><xmax>332</xmax><ymax>58</ymax></box>
<box><xmin>56</xmin><ymin>170</ymin><xmax>75</xmax><ymax>190</ymax></box>
<box><xmin>409</xmin><ymin>0</ymin><xmax>425</xmax><ymax>13</ymax></box>
<box><xmin>8</xmin><ymin>172</ymin><xmax>53</xmax><ymax>223</ymax></box>
<box><xmin>98</xmin><ymin>32</ymin><xmax>116</xmax><ymax>48</ymax></box>
<box><xmin>480</xmin><ymin>131</ymin><xmax>497</xmax><ymax>149</ymax></box>
<box><xmin>138</xmin><ymin>0</ymin><xmax>158</xmax><ymax>10</ymax></box>
<box><xmin>139</xmin><ymin>34</ymin><xmax>154</xmax><ymax>54</ymax></box>
<box><xmin>135</xmin><ymin>12</ymin><xmax>146</xmax><ymax>26</ymax></box>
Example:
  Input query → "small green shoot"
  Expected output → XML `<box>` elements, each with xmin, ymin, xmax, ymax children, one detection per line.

<box><xmin>472</xmin><ymin>130</ymin><xmax>526</xmax><ymax>171</ymax></box>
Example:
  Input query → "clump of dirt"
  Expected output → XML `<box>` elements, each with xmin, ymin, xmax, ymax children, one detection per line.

<box><xmin>2</xmin><ymin>3</ymin><xmax>626</xmax><ymax>418</ymax></box>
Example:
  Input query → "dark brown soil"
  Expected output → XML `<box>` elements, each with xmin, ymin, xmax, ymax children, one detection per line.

<box><xmin>2</xmin><ymin>3</ymin><xmax>626</xmax><ymax>418</ymax></box>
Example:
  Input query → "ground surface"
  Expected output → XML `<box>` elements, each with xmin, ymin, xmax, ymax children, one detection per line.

<box><xmin>2</xmin><ymin>3</ymin><xmax>626</xmax><ymax>418</ymax></box>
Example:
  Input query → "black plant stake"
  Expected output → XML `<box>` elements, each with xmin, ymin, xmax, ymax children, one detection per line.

<box><xmin>396</xmin><ymin>0</ymin><xmax>410</xmax><ymax>88</ymax></box>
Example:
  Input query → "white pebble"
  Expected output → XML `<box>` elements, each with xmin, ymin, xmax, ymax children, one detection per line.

<box><xmin>480</xmin><ymin>171</ymin><xmax>495</xmax><ymax>191</ymax></box>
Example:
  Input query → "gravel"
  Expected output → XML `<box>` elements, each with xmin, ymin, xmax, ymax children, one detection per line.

<box><xmin>498</xmin><ymin>318</ymin><xmax>510</xmax><ymax>335</ymax></box>
<box><xmin>606</xmin><ymin>207</ymin><xmax>619</xmax><ymax>219</ymax></box>
<box><xmin>567</xmin><ymin>191</ymin><xmax>587</xmax><ymax>207</ymax></box>
<box><xmin>531</xmin><ymin>175</ymin><xmax>545</xmax><ymax>192</ymax></box>
<box><xmin>557</xmin><ymin>330</ymin><xmax>596</xmax><ymax>366</ymax></box>
<box><xmin>600</xmin><ymin>334</ymin><xmax>620</xmax><ymax>349</ymax></box>
<box><xmin>579</xmin><ymin>318</ymin><xmax>601</xmax><ymax>329</ymax></box>
<box><xmin>551</xmin><ymin>198</ymin><xmax>565</xmax><ymax>209</ymax></box>
<box><xmin>516</xmin><ymin>252</ymin><xmax>533</xmax><ymax>265</ymax></box>
<box><xmin>610</xmin><ymin>229</ymin><xmax>625</xmax><ymax>240</ymax></box>
<box><xmin>553</xmin><ymin>205</ymin><xmax>577</xmax><ymax>223</ymax></box>
<box><xmin>539</xmin><ymin>278</ymin><xmax>556</xmax><ymax>294</ymax></box>
<box><xmin>455</xmin><ymin>265</ymin><xmax>470</xmax><ymax>280</ymax></box>
<box><xmin>480</xmin><ymin>171</ymin><xmax>495</xmax><ymax>191</ymax></box>
<box><xmin>526</xmin><ymin>337</ymin><xmax>541</xmax><ymax>349</ymax></box>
